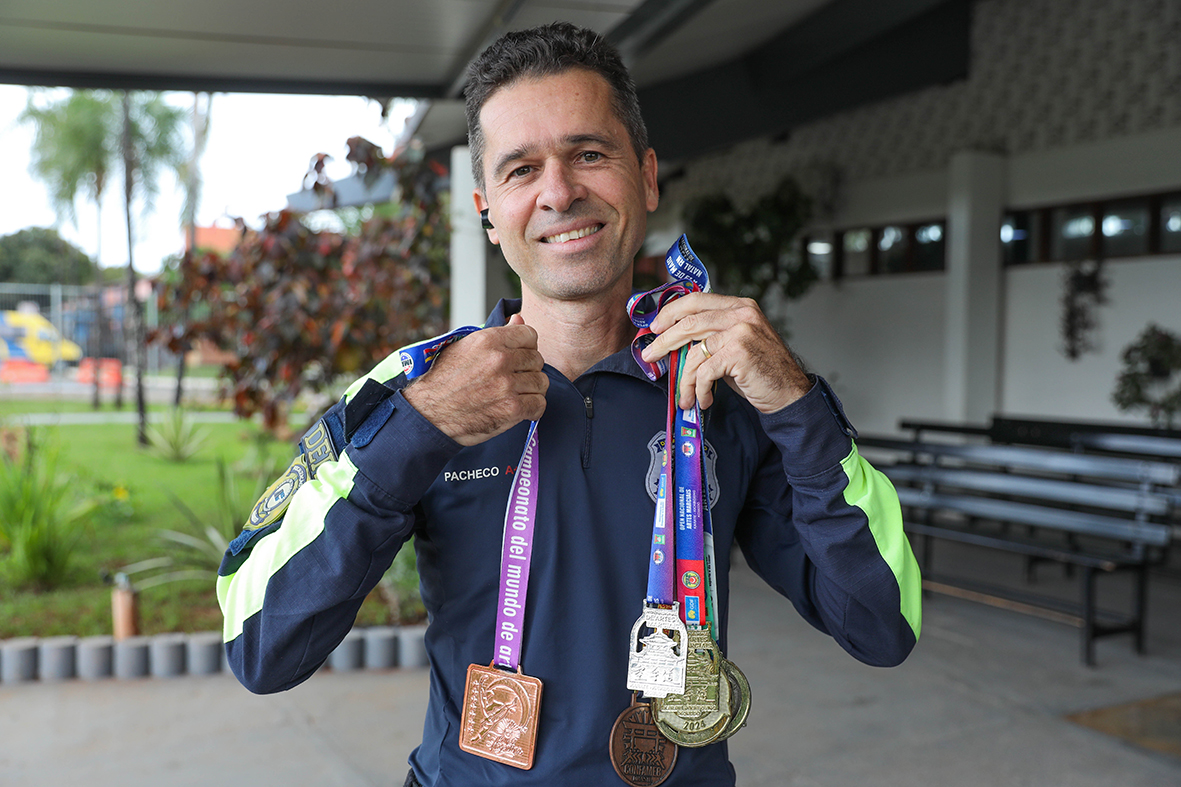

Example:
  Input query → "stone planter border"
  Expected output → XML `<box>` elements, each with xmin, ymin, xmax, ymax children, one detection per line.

<box><xmin>0</xmin><ymin>626</ymin><xmax>428</xmax><ymax>685</ymax></box>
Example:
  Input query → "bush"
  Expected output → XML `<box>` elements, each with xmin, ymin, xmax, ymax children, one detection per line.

<box><xmin>124</xmin><ymin>456</ymin><xmax>265</xmax><ymax>590</ymax></box>
<box><xmin>146</xmin><ymin>407</ymin><xmax>210</xmax><ymax>462</ymax></box>
<box><xmin>0</xmin><ymin>430</ymin><xmax>97</xmax><ymax>590</ymax></box>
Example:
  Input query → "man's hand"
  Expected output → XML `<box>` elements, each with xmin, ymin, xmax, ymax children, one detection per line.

<box><xmin>640</xmin><ymin>293</ymin><xmax>811</xmax><ymax>414</ymax></box>
<box><xmin>403</xmin><ymin>314</ymin><xmax>548</xmax><ymax>446</ymax></box>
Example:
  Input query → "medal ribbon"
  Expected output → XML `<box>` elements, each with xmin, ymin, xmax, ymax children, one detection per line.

<box><xmin>494</xmin><ymin>421</ymin><xmax>539</xmax><ymax>670</ymax></box>
<box><xmin>630</xmin><ymin>235</ymin><xmax>716</xmax><ymax>630</ymax></box>
<box><xmin>400</xmin><ymin>323</ymin><xmax>540</xmax><ymax>671</ymax></box>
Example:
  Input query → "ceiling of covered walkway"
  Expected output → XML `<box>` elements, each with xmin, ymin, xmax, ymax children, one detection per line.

<box><xmin>0</xmin><ymin>0</ymin><xmax>970</xmax><ymax>162</ymax></box>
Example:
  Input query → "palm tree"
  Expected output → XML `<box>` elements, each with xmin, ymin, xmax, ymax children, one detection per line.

<box><xmin>23</xmin><ymin>89</ymin><xmax>188</xmax><ymax>443</ymax></box>
<box><xmin>21</xmin><ymin>91</ymin><xmax>118</xmax><ymax>409</ymax></box>
<box><xmin>118</xmin><ymin>91</ymin><xmax>187</xmax><ymax>445</ymax></box>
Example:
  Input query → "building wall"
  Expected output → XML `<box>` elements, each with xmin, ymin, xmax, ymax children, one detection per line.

<box><xmin>651</xmin><ymin>0</ymin><xmax>1181</xmax><ymax>433</ymax></box>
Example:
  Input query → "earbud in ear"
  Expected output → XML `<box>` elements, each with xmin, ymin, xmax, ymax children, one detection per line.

<box><xmin>480</xmin><ymin>209</ymin><xmax>494</xmax><ymax>230</ymax></box>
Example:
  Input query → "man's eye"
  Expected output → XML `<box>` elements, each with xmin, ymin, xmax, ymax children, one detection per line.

<box><xmin>581</xmin><ymin>151</ymin><xmax>602</xmax><ymax>163</ymax></box>
<box><xmin>511</xmin><ymin>165</ymin><xmax>532</xmax><ymax>178</ymax></box>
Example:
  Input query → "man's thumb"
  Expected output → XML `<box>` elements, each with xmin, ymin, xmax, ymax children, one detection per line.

<box><xmin>508</xmin><ymin>313</ymin><xmax>525</xmax><ymax>325</ymax></box>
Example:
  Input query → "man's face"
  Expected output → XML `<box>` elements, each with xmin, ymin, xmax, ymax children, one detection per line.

<box><xmin>473</xmin><ymin>69</ymin><xmax>659</xmax><ymax>304</ymax></box>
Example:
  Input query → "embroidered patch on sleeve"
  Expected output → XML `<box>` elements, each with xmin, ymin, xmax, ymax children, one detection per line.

<box><xmin>247</xmin><ymin>454</ymin><xmax>310</xmax><ymax>531</ymax></box>
<box><xmin>245</xmin><ymin>418</ymin><xmax>340</xmax><ymax>532</ymax></box>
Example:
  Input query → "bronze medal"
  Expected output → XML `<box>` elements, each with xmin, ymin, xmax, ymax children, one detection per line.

<box><xmin>459</xmin><ymin>662</ymin><xmax>543</xmax><ymax>770</ymax></box>
<box><xmin>650</xmin><ymin>627</ymin><xmax>731</xmax><ymax>747</ymax></box>
<box><xmin>610</xmin><ymin>694</ymin><xmax>678</xmax><ymax>786</ymax></box>
<box><xmin>716</xmin><ymin>658</ymin><xmax>751</xmax><ymax>742</ymax></box>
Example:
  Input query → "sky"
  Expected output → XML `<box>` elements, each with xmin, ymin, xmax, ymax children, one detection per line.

<box><xmin>0</xmin><ymin>85</ymin><xmax>417</xmax><ymax>274</ymax></box>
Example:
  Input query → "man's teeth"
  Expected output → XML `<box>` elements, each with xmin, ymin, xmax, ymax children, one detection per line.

<box><xmin>544</xmin><ymin>225</ymin><xmax>601</xmax><ymax>243</ymax></box>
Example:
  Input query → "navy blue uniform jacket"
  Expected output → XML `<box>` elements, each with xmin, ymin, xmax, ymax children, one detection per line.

<box><xmin>218</xmin><ymin>299</ymin><xmax>921</xmax><ymax>786</ymax></box>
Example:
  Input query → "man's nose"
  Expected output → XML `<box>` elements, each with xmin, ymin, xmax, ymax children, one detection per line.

<box><xmin>537</xmin><ymin>162</ymin><xmax>587</xmax><ymax>212</ymax></box>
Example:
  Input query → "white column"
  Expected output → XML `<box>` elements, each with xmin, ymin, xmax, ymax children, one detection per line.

<box><xmin>449</xmin><ymin>146</ymin><xmax>489</xmax><ymax>329</ymax></box>
<box><xmin>944</xmin><ymin>151</ymin><xmax>1006</xmax><ymax>423</ymax></box>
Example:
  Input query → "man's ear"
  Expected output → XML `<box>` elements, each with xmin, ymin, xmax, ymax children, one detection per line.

<box><xmin>641</xmin><ymin>148</ymin><xmax>659</xmax><ymax>213</ymax></box>
<box><xmin>472</xmin><ymin>190</ymin><xmax>499</xmax><ymax>244</ymax></box>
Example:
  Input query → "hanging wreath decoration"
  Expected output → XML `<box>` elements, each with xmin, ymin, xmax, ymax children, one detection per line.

<box><xmin>1111</xmin><ymin>323</ymin><xmax>1181</xmax><ymax>428</ymax></box>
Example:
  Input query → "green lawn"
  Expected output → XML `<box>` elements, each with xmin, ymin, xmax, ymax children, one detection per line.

<box><xmin>0</xmin><ymin>412</ymin><xmax>397</xmax><ymax>639</ymax></box>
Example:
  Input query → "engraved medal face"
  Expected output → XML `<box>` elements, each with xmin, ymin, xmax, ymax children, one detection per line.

<box><xmin>627</xmin><ymin>604</ymin><xmax>688</xmax><ymax>698</ymax></box>
<box><xmin>716</xmin><ymin>658</ymin><xmax>752</xmax><ymax>742</ymax></box>
<box><xmin>610</xmin><ymin>697</ymin><xmax>678</xmax><ymax>787</ymax></box>
<box><xmin>650</xmin><ymin>628</ymin><xmax>731</xmax><ymax>747</ymax></box>
<box><xmin>459</xmin><ymin>662</ymin><xmax>543</xmax><ymax>770</ymax></box>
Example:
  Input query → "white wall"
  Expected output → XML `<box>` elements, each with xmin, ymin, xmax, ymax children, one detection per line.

<box><xmin>1002</xmin><ymin>255</ymin><xmax>1181</xmax><ymax>421</ymax></box>
<box><xmin>788</xmin><ymin>273</ymin><xmax>946</xmax><ymax>434</ymax></box>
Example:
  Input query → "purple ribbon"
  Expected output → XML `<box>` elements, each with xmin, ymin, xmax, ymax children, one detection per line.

<box><xmin>396</xmin><ymin>322</ymin><xmax>542</xmax><ymax>671</ymax></box>
<box><xmin>494</xmin><ymin>420</ymin><xmax>540</xmax><ymax>671</ymax></box>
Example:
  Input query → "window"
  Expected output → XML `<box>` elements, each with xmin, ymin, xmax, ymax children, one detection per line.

<box><xmin>842</xmin><ymin>229</ymin><xmax>872</xmax><ymax>276</ymax></box>
<box><xmin>1162</xmin><ymin>194</ymin><xmax>1181</xmax><ymax>254</ymax></box>
<box><xmin>828</xmin><ymin>223</ymin><xmax>946</xmax><ymax>278</ymax></box>
<box><xmin>913</xmin><ymin>223</ymin><xmax>946</xmax><ymax>271</ymax></box>
<box><xmin>1101</xmin><ymin>198</ymin><xmax>1150</xmax><ymax>258</ymax></box>
<box><xmin>1001</xmin><ymin>212</ymin><xmax>1034</xmax><ymax>265</ymax></box>
<box><xmin>1050</xmin><ymin>206</ymin><xmax>1096</xmax><ymax>261</ymax></box>
<box><xmin>804</xmin><ymin>234</ymin><xmax>835</xmax><ymax>280</ymax></box>
<box><xmin>878</xmin><ymin>226</ymin><xmax>907</xmax><ymax>273</ymax></box>
<box><xmin>1003</xmin><ymin>189</ymin><xmax>1181</xmax><ymax>265</ymax></box>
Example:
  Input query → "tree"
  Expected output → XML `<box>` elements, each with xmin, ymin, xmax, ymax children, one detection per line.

<box><xmin>20</xmin><ymin>91</ymin><xmax>117</xmax><ymax>253</ymax></box>
<box><xmin>117</xmin><ymin>91</ymin><xmax>187</xmax><ymax>445</ymax></box>
<box><xmin>0</xmin><ymin>227</ymin><xmax>99</xmax><ymax>285</ymax></box>
<box><xmin>683</xmin><ymin>175</ymin><xmax>818</xmax><ymax>336</ymax></box>
<box><xmin>154</xmin><ymin>143</ymin><xmax>451</xmax><ymax>432</ymax></box>
<box><xmin>21</xmin><ymin>90</ymin><xmax>118</xmax><ymax>409</ymax></box>
<box><xmin>21</xmin><ymin>89</ymin><xmax>188</xmax><ymax>431</ymax></box>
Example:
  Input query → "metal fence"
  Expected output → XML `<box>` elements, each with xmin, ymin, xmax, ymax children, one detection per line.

<box><xmin>0</xmin><ymin>281</ymin><xmax>172</xmax><ymax>373</ymax></box>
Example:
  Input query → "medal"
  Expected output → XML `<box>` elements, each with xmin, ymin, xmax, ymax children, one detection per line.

<box><xmin>459</xmin><ymin>662</ymin><xmax>542</xmax><ymax>770</ymax></box>
<box><xmin>717</xmin><ymin>658</ymin><xmax>752</xmax><ymax>741</ymax></box>
<box><xmin>624</xmin><ymin>235</ymin><xmax>755</xmax><ymax>753</ymax></box>
<box><xmin>650</xmin><ymin>627</ymin><xmax>731</xmax><ymax>747</ymax></box>
<box><xmin>627</xmin><ymin>603</ymin><xmax>687</xmax><ymax>698</ymax></box>
<box><xmin>458</xmin><ymin>421</ymin><xmax>545</xmax><ymax>770</ymax></box>
<box><xmin>610</xmin><ymin>693</ymin><xmax>678</xmax><ymax>787</ymax></box>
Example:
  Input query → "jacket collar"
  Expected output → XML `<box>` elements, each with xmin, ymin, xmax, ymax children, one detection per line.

<box><xmin>486</xmin><ymin>298</ymin><xmax>661</xmax><ymax>387</ymax></box>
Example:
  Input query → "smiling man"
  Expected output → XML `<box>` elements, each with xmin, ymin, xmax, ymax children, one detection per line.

<box><xmin>217</xmin><ymin>21</ymin><xmax>921</xmax><ymax>787</ymax></box>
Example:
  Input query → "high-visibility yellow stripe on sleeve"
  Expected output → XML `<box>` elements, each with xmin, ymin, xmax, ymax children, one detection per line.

<box><xmin>842</xmin><ymin>443</ymin><xmax>922</xmax><ymax>640</ymax></box>
<box><xmin>217</xmin><ymin>451</ymin><xmax>359</xmax><ymax>642</ymax></box>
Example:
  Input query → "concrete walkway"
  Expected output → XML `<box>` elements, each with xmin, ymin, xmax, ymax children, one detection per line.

<box><xmin>2</xmin><ymin>555</ymin><xmax>1179</xmax><ymax>786</ymax></box>
<box><xmin>9</xmin><ymin>410</ymin><xmax>238</xmax><ymax>427</ymax></box>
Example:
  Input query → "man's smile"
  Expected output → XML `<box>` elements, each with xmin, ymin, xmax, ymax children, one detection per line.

<box><xmin>540</xmin><ymin>224</ymin><xmax>604</xmax><ymax>244</ymax></box>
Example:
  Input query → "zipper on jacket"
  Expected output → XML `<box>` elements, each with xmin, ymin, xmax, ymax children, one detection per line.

<box><xmin>578</xmin><ymin>377</ymin><xmax>597</xmax><ymax>469</ymax></box>
<box><xmin>582</xmin><ymin>394</ymin><xmax>594</xmax><ymax>468</ymax></box>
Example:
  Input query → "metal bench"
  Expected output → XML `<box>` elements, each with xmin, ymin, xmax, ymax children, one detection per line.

<box><xmin>858</xmin><ymin>436</ymin><xmax>1177</xmax><ymax>665</ymax></box>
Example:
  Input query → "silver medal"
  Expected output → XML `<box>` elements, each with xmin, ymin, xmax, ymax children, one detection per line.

<box><xmin>627</xmin><ymin>603</ymin><xmax>688</xmax><ymax>698</ymax></box>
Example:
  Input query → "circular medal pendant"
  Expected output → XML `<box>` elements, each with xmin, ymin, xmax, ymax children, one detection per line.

<box><xmin>715</xmin><ymin>658</ymin><xmax>751</xmax><ymax>742</ymax></box>
<box><xmin>610</xmin><ymin>696</ymin><xmax>678</xmax><ymax>786</ymax></box>
<box><xmin>650</xmin><ymin>628</ymin><xmax>731</xmax><ymax>747</ymax></box>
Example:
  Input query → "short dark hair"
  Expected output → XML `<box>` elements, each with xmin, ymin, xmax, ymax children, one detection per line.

<box><xmin>464</xmin><ymin>21</ymin><xmax>649</xmax><ymax>189</ymax></box>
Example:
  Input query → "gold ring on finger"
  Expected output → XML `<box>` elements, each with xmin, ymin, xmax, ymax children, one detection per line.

<box><xmin>700</xmin><ymin>337</ymin><xmax>713</xmax><ymax>360</ymax></box>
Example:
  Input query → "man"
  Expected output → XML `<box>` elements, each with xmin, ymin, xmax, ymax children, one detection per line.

<box><xmin>218</xmin><ymin>22</ymin><xmax>921</xmax><ymax>787</ymax></box>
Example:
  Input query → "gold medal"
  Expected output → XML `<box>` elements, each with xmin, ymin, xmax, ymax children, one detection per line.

<box><xmin>609</xmin><ymin>693</ymin><xmax>678</xmax><ymax>786</ymax></box>
<box><xmin>650</xmin><ymin>627</ymin><xmax>731</xmax><ymax>746</ymax></box>
<box><xmin>716</xmin><ymin>658</ymin><xmax>751</xmax><ymax>742</ymax></box>
<box><xmin>459</xmin><ymin>662</ymin><xmax>543</xmax><ymax>770</ymax></box>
